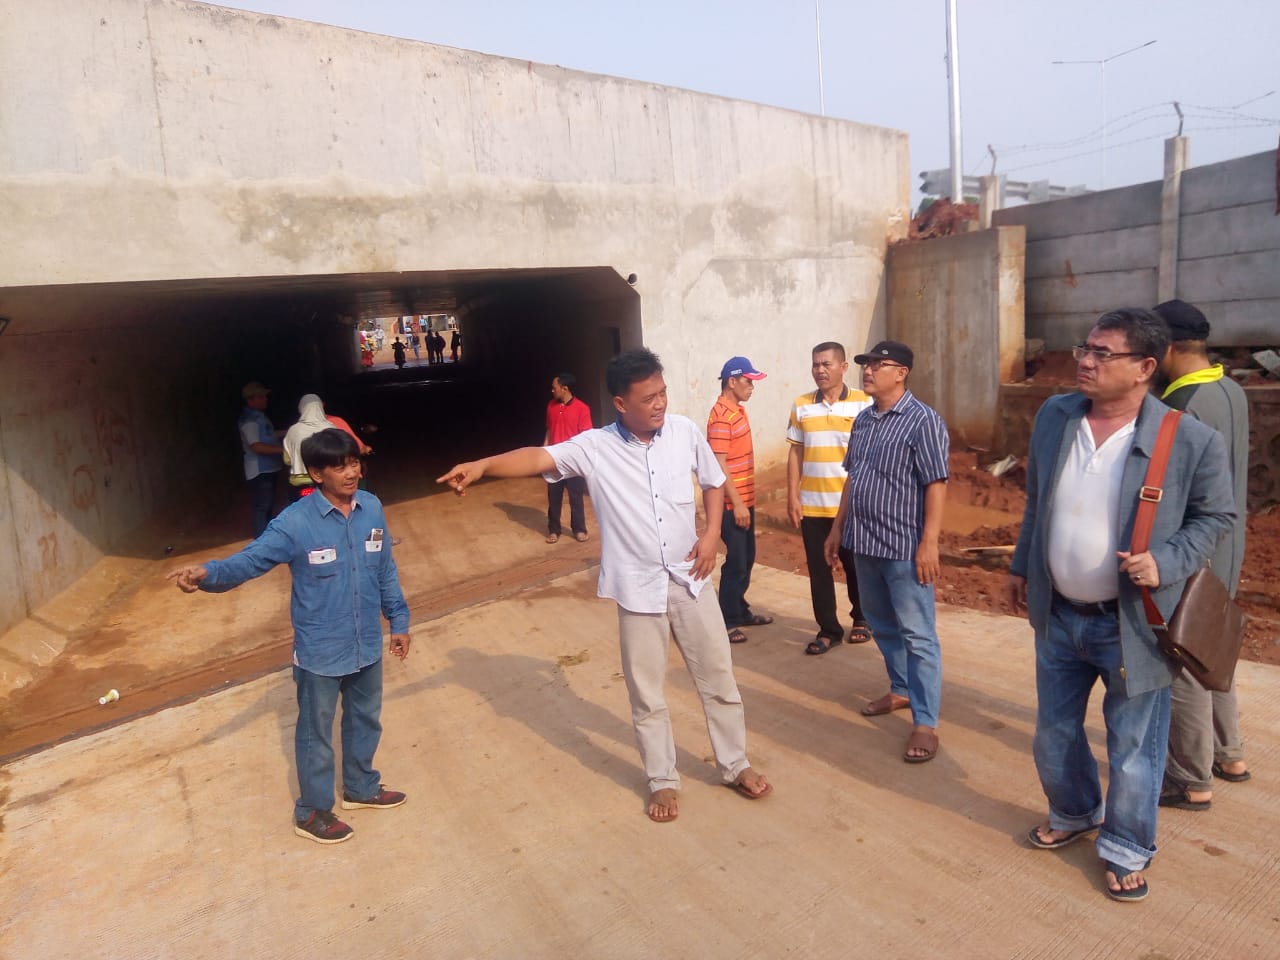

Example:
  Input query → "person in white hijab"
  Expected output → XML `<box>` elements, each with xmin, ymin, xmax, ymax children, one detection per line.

<box><xmin>283</xmin><ymin>394</ymin><xmax>332</xmax><ymax>497</ymax></box>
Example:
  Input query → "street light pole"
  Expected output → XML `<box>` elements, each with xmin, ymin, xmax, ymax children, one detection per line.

<box><xmin>1053</xmin><ymin>39</ymin><xmax>1156</xmax><ymax>188</ymax></box>
<box><xmin>814</xmin><ymin>1</ymin><xmax>825</xmax><ymax>116</ymax></box>
<box><xmin>945</xmin><ymin>0</ymin><xmax>963</xmax><ymax>202</ymax></box>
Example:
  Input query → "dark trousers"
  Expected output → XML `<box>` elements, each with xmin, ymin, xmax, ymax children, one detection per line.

<box><xmin>547</xmin><ymin>476</ymin><xmax>587</xmax><ymax>536</ymax></box>
<box><xmin>719</xmin><ymin>507</ymin><xmax>757</xmax><ymax>627</ymax></box>
<box><xmin>801</xmin><ymin>515</ymin><xmax>862</xmax><ymax>641</ymax></box>
<box><xmin>247</xmin><ymin>470</ymin><xmax>280</xmax><ymax>538</ymax></box>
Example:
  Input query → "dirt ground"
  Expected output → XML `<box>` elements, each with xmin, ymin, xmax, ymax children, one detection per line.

<box><xmin>752</xmin><ymin>453</ymin><xmax>1280</xmax><ymax>667</ymax></box>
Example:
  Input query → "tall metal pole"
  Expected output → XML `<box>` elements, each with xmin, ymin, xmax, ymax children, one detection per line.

<box><xmin>945</xmin><ymin>0</ymin><xmax>963</xmax><ymax>201</ymax></box>
<box><xmin>814</xmin><ymin>1</ymin><xmax>825</xmax><ymax>116</ymax></box>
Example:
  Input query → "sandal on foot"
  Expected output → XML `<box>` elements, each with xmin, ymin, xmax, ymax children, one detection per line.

<box><xmin>1104</xmin><ymin>862</ymin><xmax>1149</xmax><ymax>902</ymax></box>
<box><xmin>1158</xmin><ymin>786</ymin><xmax>1211</xmax><ymax>811</ymax></box>
<box><xmin>1026</xmin><ymin>823</ymin><xmax>1098</xmax><ymax>850</ymax></box>
<box><xmin>728</xmin><ymin>628</ymin><xmax>748</xmax><ymax>644</ymax></box>
<box><xmin>1212</xmin><ymin>761</ymin><xmax>1251</xmax><ymax>783</ymax></box>
<box><xmin>805</xmin><ymin>634</ymin><xmax>841</xmax><ymax>655</ymax></box>
<box><xmin>903</xmin><ymin>729</ymin><xmax>938</xmax><ymax>764</ymax></box>
<box><xmin>861</xmin><ymin>693</ymin><xmax>910</xmax><ymax>717</ymax></box>
<box><xmin>739</xmin><ymin>613</ymin><xmax>774</xmax><ymax>627</ymax></box>
<box><xmin>846</xmin><ymin>623</ymin><xmax>873</xmax><ymax>644</ymax></box>
<box><xmin>728</xmin><ymin>774</ymin><xmax>772</xmax><ymax>800</ymax></box>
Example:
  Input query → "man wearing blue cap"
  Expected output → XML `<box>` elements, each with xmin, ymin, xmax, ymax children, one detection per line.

<box><xmin>708</xmin><ymin>357</ymin><xmax>771</xmax><ymax>643</ymax></box>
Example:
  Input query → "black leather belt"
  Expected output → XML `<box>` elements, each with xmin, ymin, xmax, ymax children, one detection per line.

<box><xmin>1054</xmin><ymin>591</ymin><xmax>1118</xmax><ymax>616</ymax></box>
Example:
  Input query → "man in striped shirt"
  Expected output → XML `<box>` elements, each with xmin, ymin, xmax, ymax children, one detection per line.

<box><xmin>786</xmin><ymin>342</ymin><xmax>873</xmax><ymax>655</ymax></box>
<box><xmin>708</xmin><ymin>356</ymin><xmax>771</xmax><ymax>643</ymax></box>
<box><xmin>826</xmin><ymin>341</ymin><xmax>950</xmax><ymax>763</ymax></box>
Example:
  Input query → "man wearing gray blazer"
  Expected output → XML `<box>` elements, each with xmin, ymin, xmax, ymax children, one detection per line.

<box><xmin>1007</xmin><ymin>308</ymin><xmax>1235</xmax><ymax>903</ymax></box>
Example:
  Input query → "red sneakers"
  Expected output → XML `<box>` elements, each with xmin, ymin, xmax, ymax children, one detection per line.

<box><xmin>294</xmin><ymin>809</ymin><xmax>354</xmax><ymax>844</ymax></box>
<box><xmin>341</xmin><ymin>786</ymin><xmax>407</xmax><ymax>810</ymax></box>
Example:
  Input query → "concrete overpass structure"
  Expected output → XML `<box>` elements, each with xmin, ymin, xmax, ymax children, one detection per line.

<box><xmin>0</xmin><ymin>0</ymin><xmax>911</xmax><ymax>637</ymax></box>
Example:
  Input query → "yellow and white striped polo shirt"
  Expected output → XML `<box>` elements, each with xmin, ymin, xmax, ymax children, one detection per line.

<box><xmin>785</xmin><ymin>385</ymin><xmax>872</xmax><ymax>518</ymax></box>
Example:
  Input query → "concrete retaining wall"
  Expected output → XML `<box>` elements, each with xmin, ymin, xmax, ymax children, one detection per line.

<box><xmin>886</xmin><ymin>226</ymin><xmax>1026</xmax><ymax>448</ymax></box>
<box><xmin>994</xmin><ymin>145</ymin><xmax>1279</xmax><ymax>349</ymax></box>
<box><xmin>0</xmin><ymin>0</ymin><xmax>910</xmax><ymax>634</ymax></box>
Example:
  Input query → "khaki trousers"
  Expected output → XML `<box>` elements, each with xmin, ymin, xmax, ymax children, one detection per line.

<box><xmin>616</xmin><ymin>578</ymin><xmax>751</xmax><ymax>793</ymax></box>
<box><xmin>1164</xmin><ymin>669</ymin><xmax>1244</xmax><ymax>792</ymax></box>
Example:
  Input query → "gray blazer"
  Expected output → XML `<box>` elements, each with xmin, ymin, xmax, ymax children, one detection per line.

<box><xmin>1010</xmin><ymin>392</ymin><xmax>1236</xmax><ymax>696</ymax></box>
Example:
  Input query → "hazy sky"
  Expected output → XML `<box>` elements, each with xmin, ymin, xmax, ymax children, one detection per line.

<box><xmin>206</xmin><ymin>0</ymin><xmax>1278</xmax><ymax>198</ymax></box>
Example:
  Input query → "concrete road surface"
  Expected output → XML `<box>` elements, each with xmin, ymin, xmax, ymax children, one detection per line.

<box><xmin>3</xmin><ymin>562</ymin><xmax>1278</xmax><ymax>959</ymax></box>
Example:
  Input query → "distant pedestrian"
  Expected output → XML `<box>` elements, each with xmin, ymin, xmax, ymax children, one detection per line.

<box><xmin>238</xmin><ymin>381</ymin><xmax>285</xmax><ymax>537</ymax></box>
<box><xmin>168</xmin><ymin>428</ymin><xmax>411</xmax><ymax>845</ymax></box>
<box><xmin>410</xmin><ymin>332</ymin><xmax>420</xmax><ymax>361</ymax></box>
<box><xmin>392</xmin><ymin>338</ymin><xmax>406</xmax><ymax>369</ymax></box>
<box><xmin>451</xmin><ymin>329</ymin><xmax>461</xmax><ymax>362</ymax></box>
<box><xmin>543</xmin><ymin>373</ymin><xmax>592</xmax><ymax>543</ymax></box>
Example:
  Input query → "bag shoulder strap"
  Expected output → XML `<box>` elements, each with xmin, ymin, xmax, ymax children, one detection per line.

<box><xmin>1131</xmin><ymin>410</ymin><xmax>1182</xmax><ymax>630</ymax></box>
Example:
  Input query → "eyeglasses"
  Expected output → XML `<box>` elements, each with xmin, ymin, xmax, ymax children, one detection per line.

<box><xmin>1071</xmin><ymin>345</ymin><xmax>1146</xmax><ymax>363</ymax></box>
<box><xmin>862</xmin><ymin>360</ymin><xmax>907</xmax><ymax>372</ymax></box>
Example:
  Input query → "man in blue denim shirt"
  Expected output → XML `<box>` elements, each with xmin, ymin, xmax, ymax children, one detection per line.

<box><xmin>169</xmin><ymin>428</ymin><xmax>411</xmax><ymax>844</ymax></box>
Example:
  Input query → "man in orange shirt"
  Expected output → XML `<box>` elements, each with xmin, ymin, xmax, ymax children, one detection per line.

<box><xmin>708</xmin><ymin>357</ymin><xmax>771</xmax><ymax>643</ymax></box>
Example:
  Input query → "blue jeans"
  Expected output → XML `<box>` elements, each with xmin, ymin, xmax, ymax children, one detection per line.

<box><xmin>293</xmin><ymin>660</ymin><xmax>384</xmax><ymax>821</ymax></box>
<box><xmin>1033</xmin><ymin>595</ymin><xmax>1171</xmax><ymax>872</ymax></box>
<box><xmin>247</xmin><ymin>470</ymin><xmax>279</xmax><ymax>538</ymax></box>
<box><xmin>854</xmin><ymin>554</ymin><xmax>941</xmax><ymax>728</ymax></box>
<box><xmin>719</xmin><ymin>507</ymin><xmax>756</xmax><ymax>627</ymax></box>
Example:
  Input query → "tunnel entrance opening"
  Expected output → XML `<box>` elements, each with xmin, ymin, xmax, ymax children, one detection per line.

<box><xmin>0</xmin><ymin>266</ymin><xmax>641</xmax><ymax>636</ymax></box>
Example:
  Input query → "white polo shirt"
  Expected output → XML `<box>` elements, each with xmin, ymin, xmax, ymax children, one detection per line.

<box><xmin>1048</xmin><ymin>417</ymin><xmax>1136</xmax><ymax>602</ymax></box>
<box><xmin>544</xmin><ymin>414</ymin><xmax>726</xmax><ymax>614</ymax></box>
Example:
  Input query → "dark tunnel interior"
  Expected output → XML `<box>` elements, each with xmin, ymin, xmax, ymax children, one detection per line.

<box><xmin>0</xmin><ymin>266</ymin><xmax>641</xmax><ymax>558</ymax></box>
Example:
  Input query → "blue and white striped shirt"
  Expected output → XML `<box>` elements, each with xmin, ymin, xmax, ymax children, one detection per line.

<box><xmin>841</xmin><ymin>390</ymin><xmax>950</xmax><ymax>560</ymax></box>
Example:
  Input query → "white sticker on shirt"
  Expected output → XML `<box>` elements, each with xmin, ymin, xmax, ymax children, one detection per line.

<box><xmin>365</xmin><ymin>540</ymin><xmax>383</xmax><ymax>553</ymax></box>
<box><xmin>308</xmin><ymin>547</ymin><xmax>337</xmax><ymax>565</ymax></box>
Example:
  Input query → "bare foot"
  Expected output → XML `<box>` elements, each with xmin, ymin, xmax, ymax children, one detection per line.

<box><xmin>574</xmin><ymin>531</ymin><xmax>589</xmax><ymax>542</ymax></box>
<box><xmin>648</xmin><ymin>788</ymin><xmax>679</xmax><ymax>822</ymax></box>
<box><xmin>1217</xmin><ymin>760</ymin><xmax>1249</xmax><ymax>779</ymax></box>
<box><xmin>545</xmin><ymin>533</ymin><xmax>559</xmax><ymax>544</ymax></box>
<box><xmin>729</xmin><ymin>767</ymin><xmax>773</xmax><ymax>799</ymax></box>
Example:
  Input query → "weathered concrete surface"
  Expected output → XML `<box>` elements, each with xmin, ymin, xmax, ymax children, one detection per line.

<box><xmin>0</xmin><ymin>0</ymin><xmax>911</xmax><ymax>636</ymax></box>
<box><xmin>886</xmin><ymin>226</ymin><xmax>1025</xmax><ymax>447</ymax></box>
<box><xmin>3</xmin><ymin>561</ymin><xmax>1279</xmax><ymax>959</ymax></box>
<box><xmin>994</xmin><ymin>145</ymin><xmax>1280</xmax><ymax>349</ymax></box>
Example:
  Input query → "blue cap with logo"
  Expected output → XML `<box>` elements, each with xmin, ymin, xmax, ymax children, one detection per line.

<box><xmin>719</xmin><ymin>356</ymin><xmax>767</xmax><ymax>380</ymax></box>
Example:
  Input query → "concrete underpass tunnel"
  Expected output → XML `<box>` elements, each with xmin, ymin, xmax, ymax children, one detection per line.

<box><xmin>0</xmin><ymin>266</ymin><xmax>640</xmax><ymax>631</ymax></box>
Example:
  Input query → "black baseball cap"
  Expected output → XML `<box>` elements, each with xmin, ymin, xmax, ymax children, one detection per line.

<box><xmin>853</xmin><ymin>340</ymin><xmax>914</xmax><ymax>370</ymax></box>
<box><xmin>1153</xmin><ymin>299</ymin><xmax>1211</xmax><ymax>342</ymax></box>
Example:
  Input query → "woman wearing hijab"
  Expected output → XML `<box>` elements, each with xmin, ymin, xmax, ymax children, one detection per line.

<box><xmin>283</xmin><ymin>394</ymin><xmax>333</xmax><ymax>499</ymax></box>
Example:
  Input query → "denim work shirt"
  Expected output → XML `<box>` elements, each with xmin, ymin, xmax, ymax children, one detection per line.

<box><xmin>544</xmin><ymin>413</ymin><xmax>726</xmax><ymax>614</ymax></box>
<box><xmin>200</xmin><ymin>490</ymin><xmax>410</xmax><ymax>676</ymax></box>
<box><xmin>238</xmin><ymin>406</ymin><xmax>285</xmax><ymax>480</ymax></box>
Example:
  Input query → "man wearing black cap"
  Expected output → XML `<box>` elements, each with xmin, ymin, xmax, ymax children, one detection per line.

<box><xmin>824</xmin><ymin>341</ymin><xmax>950</xmax><ymax>764</ymax></box>
<box><xmin>1153</xmin><ymin>299</ymin><xmax>1252</xmax><ymax>808</ymax></box>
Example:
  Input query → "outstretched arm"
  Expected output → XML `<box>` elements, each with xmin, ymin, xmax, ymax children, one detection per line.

<box><xmin>437</xmin><ymin>447</ymin><xmax>558</xmax><ymax>495</ymax></box>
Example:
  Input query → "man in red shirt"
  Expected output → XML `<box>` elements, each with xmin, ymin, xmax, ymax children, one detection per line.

<box><xmin>708</xmin><ymin>357</ymin><xmax>771</xmax><ymax>643</ymax></box>
<box><xmin>544</xmin><ymin>373</ymin><xmax>593</xmax><ymax>543</ymax></box>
